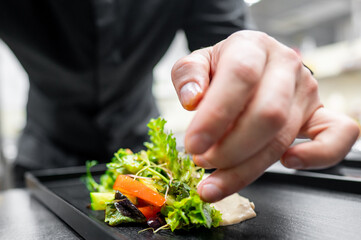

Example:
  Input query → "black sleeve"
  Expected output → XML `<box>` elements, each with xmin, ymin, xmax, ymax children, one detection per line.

<box><xmin>183</xmin><ymin>0</ymin><xmax>251</xmax><ymax>51</ymax></box>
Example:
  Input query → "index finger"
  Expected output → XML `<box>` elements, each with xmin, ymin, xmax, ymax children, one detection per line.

<box><xmin>185</xmin><ymin>31</ymin><xmax>269</xmax><ymax>154</ymax></box>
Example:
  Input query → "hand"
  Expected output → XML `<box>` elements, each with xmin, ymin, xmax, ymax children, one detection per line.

<box><xmin>171</xmin><ymin>30</ymin><xmax>360</xmax><ymax>202</ymax></box>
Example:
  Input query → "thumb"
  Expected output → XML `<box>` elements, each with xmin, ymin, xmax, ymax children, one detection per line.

<box><xmin>171</xmin><ymin>47</ymin><xmax>212</xmax><ymax>110</ymax></box>
<box><xmin>281</xmin><ymin>108</ymin><xmax>360</xmax><ymax>169</ymax></box>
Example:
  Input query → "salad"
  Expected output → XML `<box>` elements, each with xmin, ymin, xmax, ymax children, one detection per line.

<box><xmin>83</xmin><ymin>117</ymin><xmax>222</xmax><ymax>232</ymax></box>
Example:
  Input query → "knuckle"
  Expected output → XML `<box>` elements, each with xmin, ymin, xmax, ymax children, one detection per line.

<box><xmin>252</xmin><ymin>31</ymin><xmax>270</xmax><ymax>45</ymax></box>
<box><xmin>305</xmin><ymin>76</ymin><xmax>319</xmax><ymax>95</ymax></box>
<box><xmin>172</xmin><ymin>53</ymin><xmax>207</xmax><ymax>75</ymax></box>
<box><xmin>284</xmin><ymin>48</ymin><xmax>303</xmax><ymax>70</ymax></box>
<box><xmin>172</xmin><ymin>56</ymin><xmax>194</xmax><ymax>76</ymax></box>
<box><xmin>171</xmin><ymin>54</ymin><xmax>209</xmax><ymax>89</ymax></box>
<box><xmin>258</xmin><ymin>103</ymin><xmax>288</xmax><ymax>129</ymax></box>
<box><xmin>286</xmin><ymin>47</ymin><xmax>300</xmax><ymax>60</ymax></box>
<box><xmin>277</xmin><ymin>46</ymin><xmax>303</xmax><ymax>72</ymax></box>
<box><xmin>268</xmin><ymin>134</ymin><xmax>292</xmax><ymax>159</ymax></box>
<box><xmin>232</xmin><ymin>61</ymin><xmax>260</xmax><ymax>86</ymax></box>
<box><xmin>347</xmin><ymin>118</ymin><xmax>360</xmax><ymax>133</ymax></box>
<box><xmin>341</xmin><ymin>116</ymin><xmax>360</xmax><ymax>139</ymax></box>
<box><xmin>233</xmin><ymin>30</ymin><xmax>271</xmax><ymax>46</ymax></box>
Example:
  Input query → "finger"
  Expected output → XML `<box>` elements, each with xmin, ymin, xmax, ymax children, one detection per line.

<box><xmin>185</xmin><ymin>32</ymin><xmax>269</xmax><ymax>155</ymax></box>
<box><xmin>281</xmin><ymin>108</ymin><xmax>360</xmax><ymax>169</ymax></box>
<box><xmin>197</xmin><ymin>136</ymin><xmax>283</xmax><ymax>202</ymax></box>
<box><xmin>195</xmin><ymin>46</ymin><xmax>302</xmax><ymax>169</ymax></box>
<box><xmin>171</xmin><ymin>48</ymin><xmax>212</xmax><ymax>111</ymax></box>
<box><xmin>197</xmin><ymin>101</ymin><xmax>308</xmax><ymax>202</ymax></box>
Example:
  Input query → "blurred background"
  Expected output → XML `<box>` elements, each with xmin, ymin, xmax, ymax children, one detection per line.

<box><xmin>1</xmin><ymin>0</ymin><xmax>361</xmax><ymax>186</ymax></box>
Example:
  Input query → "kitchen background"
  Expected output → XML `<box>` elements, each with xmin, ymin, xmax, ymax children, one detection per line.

<box><xmin>1</xmin><ymin>0</ymin><xmax>361</xmax><ymax>186</ymax></box>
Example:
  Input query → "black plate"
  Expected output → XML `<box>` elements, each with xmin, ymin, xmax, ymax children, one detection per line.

<box><xmin>26</xmin><ymin>165</ymin><xmax>361</xmax><ymax>240</ymax></box>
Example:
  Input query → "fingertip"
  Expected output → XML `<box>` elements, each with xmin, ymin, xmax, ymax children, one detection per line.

<box><xmin>198</xmin><ymin>182</ymin><xmax>224</xmax><ymax>203</ymax></box>
<box><xmin>281</xmin><ymin>139</ymin><xmax>342</xmax><ymax>170</ymax></box>
<box><xmin>185</xmin><ymin>132</ymin><xmax>214</xmax><ymax>154</ymax></box>
<box><xmin>193</xmin><ymin>155</ymin><xmax>214</xmax><ymax>169</ymax></box>
<box><xmin>280</xmin><ymin>155</ymin><xmax>304</xmax><ymax>169</ymax></box>
<box><xmin>281</xmin><ymin>145</ymin><xmax>310</xmax><ymax>169</ymax></box>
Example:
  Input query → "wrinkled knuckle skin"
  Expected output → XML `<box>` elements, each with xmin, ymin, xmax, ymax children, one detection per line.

<box><xmin>258</xmin><ymin>103</ymin><xmax>288</xmax><ymax>130</ymax></box>
<box><xmin>171</xmin><ymin>56</ymin><xmax>205</xmax><ymax>91</ymax></box>
<box><xmin>171</xmin><ymin>56</ymin><xmax>194</xmax><ymax>78</ymax></box>
<box><xmin>171</xmin><ymin>59</ymin><xmax>184</xmax><ymax>82</ymax></box>
<box><xmin>232</xmin><ymin>61</ymin><xmax>260</xmax><ymax>86</ymax></box>
<box><xmin>268</xmin><ymin>135</ymin><xmax>291</xmax><ymax>161</ymax></box>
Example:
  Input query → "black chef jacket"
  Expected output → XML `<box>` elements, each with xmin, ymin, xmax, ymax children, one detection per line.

<box><xmin>0</xmin><ymin>0</ymin><xmax>248</xmax><ymax>170</ymax></box>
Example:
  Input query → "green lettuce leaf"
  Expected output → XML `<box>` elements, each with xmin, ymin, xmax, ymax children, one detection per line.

<box><xmin>145</xmin><ymin>118</ymin><xmax>204</xmax><ymax>188</ymax></box>
<box><xmin>161</xmin><ymin>190</ymin><xmax>222</xmax><ymax>231</ymax></box>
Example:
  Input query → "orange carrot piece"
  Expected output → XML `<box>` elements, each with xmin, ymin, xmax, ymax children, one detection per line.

<box><xmin>113</xmin><ymin>175</ymin><xmax>166</xmax><ymax>207</ymax></box>
<box><xmin>137</xmin><ymin>205</ymin><xmax>161</xmax><ymax>220</ymax></box>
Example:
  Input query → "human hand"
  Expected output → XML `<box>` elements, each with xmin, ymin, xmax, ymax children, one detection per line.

<box><xmin>171</xmin><ymin>30</ymin><xmax>360</xmax><ymax>202</ymax></box>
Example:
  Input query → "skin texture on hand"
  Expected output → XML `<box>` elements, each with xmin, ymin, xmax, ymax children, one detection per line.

<box><xmin>171</xmin><ymin>30</ymin><xmax>360</xmax><ymax>203</ymax></box>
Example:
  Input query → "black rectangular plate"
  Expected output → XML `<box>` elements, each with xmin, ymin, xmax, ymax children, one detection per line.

<box><xmin>26</xmin><ymin>165</ymin><xmax>361</xmax><ymax>240</ymax></box>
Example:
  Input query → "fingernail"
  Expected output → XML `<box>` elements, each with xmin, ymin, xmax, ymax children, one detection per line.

<box><xmin>284</xmin><ymin>156</ymin><xmax>303</xmax><ymax>169</ymax></box>
<box><xmin>180</xmin><ymin>82</ymin><xmax>202</xmax><ymax>110</ymax></box>
<box><xmin>200</xmin><ymin>183</ymin><xmax>223</xmax><ymax>202</ymax></box>
<box><xmin>186</xmin><ymin>133</ymin><xmax>213</xmax><ymax>154</ymax></box>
